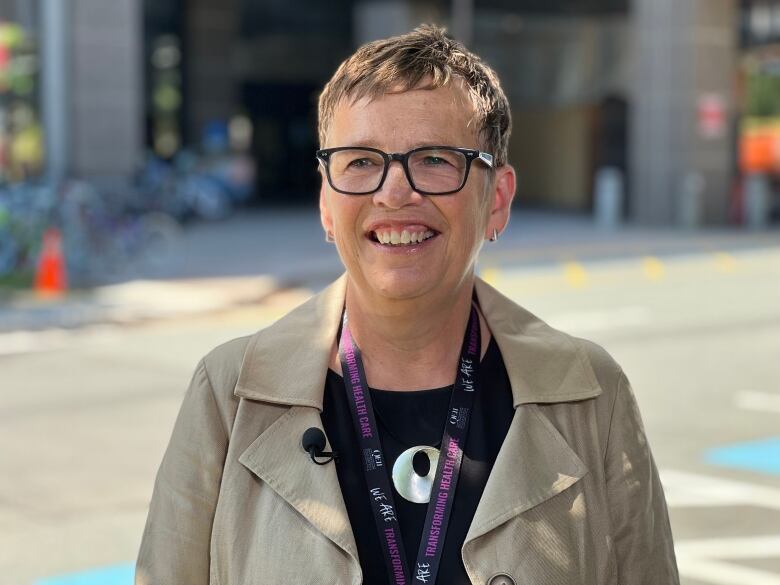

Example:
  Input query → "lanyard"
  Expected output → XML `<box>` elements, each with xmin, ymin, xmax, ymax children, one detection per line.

<box><xmin>338</xmin><ymin>306</ymin><xmax>481</xmax><ymax>584</ymax></box>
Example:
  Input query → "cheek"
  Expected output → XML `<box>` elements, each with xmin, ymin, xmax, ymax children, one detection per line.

<box><xmin>476</xmin><ymin>194</ymin><xmax>494</xmax><ymax>234</ymax></box>
<box><xmin>330</xmin><ymin>200</ymin><xmax>369</xmax><ymax>255</ymax></box>
<box><xmin>329</xmin><ymin>197</ymin><xmax>361</xmax><ymax>229</ymax></box>
<box><xmin>441</xmin><ymin>201</ymin><xmax>486</xmax><ymax>255</ymax></box>
<box><xmin>465</xmin><ymin>195</ymin><xmax>491</xmax><ymax>233</ymax></box>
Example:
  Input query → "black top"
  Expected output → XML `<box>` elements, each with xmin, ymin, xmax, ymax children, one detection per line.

<box><xmin>321</xmin><ymin>337</ymin><xmax>514</xmax><ymax>585</ymax></box>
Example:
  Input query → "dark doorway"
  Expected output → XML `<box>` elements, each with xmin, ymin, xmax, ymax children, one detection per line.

<box><xmin>242</xmin><ymin>82</ymin><xmax>320</xmax><ymax>205</ymax></box>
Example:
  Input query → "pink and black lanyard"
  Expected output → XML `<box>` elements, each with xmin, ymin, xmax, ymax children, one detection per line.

<box><xmin>338</xmin><ymin>306</ymin><xmax>481</xmax><ymax>584</ymax></box>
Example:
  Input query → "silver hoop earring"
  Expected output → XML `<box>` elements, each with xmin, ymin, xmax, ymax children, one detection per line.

<box><xmin>325</xmin><ymin>232</ymin><xmax>335</xmax><ymax>243</ymax></box>
<box><xmin>489</xmin><ymin>228</ymin><xmax>498</xmax><ymax>242</ymax></box>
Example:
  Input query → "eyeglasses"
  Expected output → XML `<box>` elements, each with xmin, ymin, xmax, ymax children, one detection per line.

<box><xmin>316</xmin><ymin>146</ymin><xmax>494</xmax><ymax>196</ymax></box>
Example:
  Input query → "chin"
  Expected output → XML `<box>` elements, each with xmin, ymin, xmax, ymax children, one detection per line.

<box><xmin>366</xmin><ymin>271</ymin><xmax>439</xmax><ymax>301</ymax></box>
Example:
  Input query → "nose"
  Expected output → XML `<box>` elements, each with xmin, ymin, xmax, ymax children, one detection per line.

<box><xmin>372</xmin><ymin>159</ymin><xmax>422</xmax><ymax>209</ymax></box>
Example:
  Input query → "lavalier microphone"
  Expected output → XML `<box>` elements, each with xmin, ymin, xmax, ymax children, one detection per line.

<box><xmin>301</xmin><ymin>427</ymin><xmax>338</xmax><ymax>465</ymax></box>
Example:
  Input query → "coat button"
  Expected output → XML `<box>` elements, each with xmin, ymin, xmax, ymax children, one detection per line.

<box><xmin>488</xmin><ymin>574</ymin><xmax>515</xmax><ymax>585</ymax></box>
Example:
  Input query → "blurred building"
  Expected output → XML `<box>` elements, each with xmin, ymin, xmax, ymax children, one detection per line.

<box><xmin>11</xmin><ymin>0</ymin><xmax>753</xmax><ymax>225</ymax></box>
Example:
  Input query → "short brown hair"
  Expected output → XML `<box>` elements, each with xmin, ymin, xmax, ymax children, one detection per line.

<box><xmin>318</xmin><ymin>24</ymin><xmax>512</xmax><ymax>166</ymax></box>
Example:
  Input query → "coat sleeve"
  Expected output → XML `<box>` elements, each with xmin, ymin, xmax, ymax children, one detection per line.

<box><xmin>136</xmin><ymin>358</ymin><xmax>229</xmax><ymax>585</ymax></box>
<box><xmin>604</xmin><ymin>371</ymin><xmax>680</xmax><ymax>585</ymax></box>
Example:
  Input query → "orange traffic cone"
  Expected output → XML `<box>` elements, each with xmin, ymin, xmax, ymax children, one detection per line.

<box><xmin>35</xmin><ymin>228</ymin><xmax>68</xmax><ymax>298</ymax></box>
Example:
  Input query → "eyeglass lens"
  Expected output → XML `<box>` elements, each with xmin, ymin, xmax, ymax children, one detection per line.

<box><xmin>327</xmin><ymin>148</ymin><xmax>468</xmax><ymax>194</ymax></box>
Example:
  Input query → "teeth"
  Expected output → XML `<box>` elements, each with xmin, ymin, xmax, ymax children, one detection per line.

<box><xmin>373</xmin><ymin>229</ymin><xmax>435</xmax><ymax>246</ymax></box>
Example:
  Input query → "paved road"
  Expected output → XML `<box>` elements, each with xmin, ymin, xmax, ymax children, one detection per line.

<box><xmin>1</xmin><ymin>237</ymin><xmax>779</xmax><ymax>584</ymax></box>
<box><xmin>484</xmin><ymin>247</ymin><xmax>780</xmax><ymax>585</ymax></box>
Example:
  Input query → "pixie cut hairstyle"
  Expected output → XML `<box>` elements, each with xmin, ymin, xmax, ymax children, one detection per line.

<box><xmin>317</xmin><ymin>24</ymin><xmax>512</xmax><ymax>167</ymax></box>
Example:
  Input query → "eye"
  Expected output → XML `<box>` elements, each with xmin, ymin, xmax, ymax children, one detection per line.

<box><xmin>347</xmin><ymin>157</ymin><xmax>378</xmax><ymax>169</ymax></box>
<box><xmin>421</xmin><ymin>155</ymin><xmax>451</xmax><ymax>166</ymax></box>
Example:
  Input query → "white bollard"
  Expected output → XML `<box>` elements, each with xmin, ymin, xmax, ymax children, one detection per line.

<box><xmin>594</xmin><ymin>167</ymin><xmax>624</xmax><ymax>230</ymax></box>
<box><xmin>744</xmin><ymin>173</ymin><xmax>771</xmax><ymax>230</ymax></box>
<box><xmin>677</xmin><ymin>172</ymin><xmax>705</xmax><ymax>229</ymax></box>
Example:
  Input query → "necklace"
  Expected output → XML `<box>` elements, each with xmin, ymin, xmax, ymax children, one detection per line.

<box><xmin>371</xmin><ymin>387</ymin><xmax>450</xmax><ymax>503</ymax></box>
<box><xmin>391</xmin><ymin>445</ymin><xmax>440</xmax><ymax>503</ymax></box>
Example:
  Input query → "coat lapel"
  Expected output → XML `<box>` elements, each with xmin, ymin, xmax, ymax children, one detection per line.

<box><xmin>463</xmin><ymin>280</ymin><xmax>598</xmax><ymax>553</ymax></box>
<box><xmin>234</xmin><ymin>275</ymin><xmax>359</xmax><ymax>578</ymax></box>
<box><xmin>464</xmin><ymin>403</ymin><xmax>588</xmax><ymax>545</ymax></box>
<box><xmin>237</xmin><ymin>405</ymin><xmax>360</xmax><ymax>570</ymax></box>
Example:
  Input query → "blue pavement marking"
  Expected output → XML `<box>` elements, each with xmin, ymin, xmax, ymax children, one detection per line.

<box><xmin>705</xmin><ymin>437</ymin><xmax>780</xmax><ymax>476</ymax></box>
<box><xmin>34</xmin><ymin>563</ymin><xmax>134</xmax><ymax>585</ymax></box>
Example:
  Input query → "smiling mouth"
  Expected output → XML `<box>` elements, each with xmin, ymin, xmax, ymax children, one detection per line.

<box><xmin>369</xmin><ymin>228</ymin><xmax>438</xmax><ymax>246</ymax></box>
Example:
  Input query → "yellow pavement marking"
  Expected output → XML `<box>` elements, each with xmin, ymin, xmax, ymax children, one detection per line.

<box><xmin>713</xmin><ymin>252</ymin><xmax>737</xmax><ymax>272</ymax></box>
<box><xmin>563</xmin><ymin>262</ymin><xmax>588</xmax><ymax>288</ymax></box>
<box><xmin>486</xmin><ymin>247</ymin><xmax>767</xmax><ymax>296</ymax></box>
<box><xmin>642</xmin><ymin>256</ymin><xmax>665</xmax><ymax>281</ymax></box>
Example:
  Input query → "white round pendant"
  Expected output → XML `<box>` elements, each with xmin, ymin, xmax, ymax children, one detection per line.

<box><xmin>391</xmin><ymin>446</ymin><xmax>440</xmax><ymax>503</ymax></box>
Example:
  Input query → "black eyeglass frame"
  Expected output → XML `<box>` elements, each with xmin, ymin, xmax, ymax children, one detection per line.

<box><xmin>315</xmin><ymin>145</ymin><xmax>495</xmax><ymax>196</ymax></box>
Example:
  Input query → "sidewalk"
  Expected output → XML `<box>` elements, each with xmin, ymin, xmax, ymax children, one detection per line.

<box><xmin>2</xmin><ymin>207</ymin><xmax>779</xmax><ymax>332</ymax></box>
<box><xmin>0</xmin><ymin>276</ymin><xmax>277</xmax><ymax>332</ymax></box>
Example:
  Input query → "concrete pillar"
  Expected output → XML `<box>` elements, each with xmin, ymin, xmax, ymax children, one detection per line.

<box><xmin>69</xmin><ymin>0</ymin><xmax>144</xmax><ymax>177</ymax></box>
<box><xmin>41</xmin><ymin>0</ymin><xmax>69</xmax><ymax>186</ymax></box>
<box><xmin>630</xmin><ymin>0</ymin><xmax>737</xmax><ymax>225</ymax></box>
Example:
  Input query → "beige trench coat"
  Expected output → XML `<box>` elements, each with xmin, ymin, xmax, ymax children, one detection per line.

<box><xmin>136</xmin><ymin>276</ymin><xmax>679</xmax><ymax>585</ymax></box>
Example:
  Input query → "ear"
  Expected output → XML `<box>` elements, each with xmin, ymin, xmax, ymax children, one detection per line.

<box><xmin>485</xmin><ymin>164</ymin><xmax>517</xmax><ymax>239</ymax></box>
<box><xmin>319</xmin><ymin>172</ymin><xmax>334</xmax><ymax>235</ymax></box>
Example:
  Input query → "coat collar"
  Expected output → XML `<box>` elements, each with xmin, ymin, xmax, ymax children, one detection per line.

<box><xmin>237</xmin><ymin>405</ymin><xmax>360</xmax><ymax>563</ymax></box>
<box><xmin>235</xmin><ymin>274</ymin><xmax>598</xmax><ymax>580</ymax></box>
<box><xmin>235</xmin><ymin>274</ymin><xmax>601</xmax><ymax>408</ymax></box>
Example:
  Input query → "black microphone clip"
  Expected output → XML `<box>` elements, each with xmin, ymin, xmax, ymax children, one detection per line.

<box><xmin>302</xmin><ymin>427</ymin><xmax>338</xmax><ymax>465</ymax></box>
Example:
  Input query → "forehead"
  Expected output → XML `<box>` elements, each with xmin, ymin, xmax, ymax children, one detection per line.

<box><xmin>326</xmin><ymin>83</ymin><xmax>479</xmax><ymax>149</ymax></box>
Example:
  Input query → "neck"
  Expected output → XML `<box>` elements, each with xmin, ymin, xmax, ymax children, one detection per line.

<box><xmin>338</xmin><ymin>276</ymin><xmax>480</xmax><ymax>391</ymax></box>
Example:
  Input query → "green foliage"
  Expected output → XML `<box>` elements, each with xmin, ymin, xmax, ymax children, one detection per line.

<box><xmin>746</xmin><ymin>72</ymin><xmax>780</xmax><ymax>117</ymax></box>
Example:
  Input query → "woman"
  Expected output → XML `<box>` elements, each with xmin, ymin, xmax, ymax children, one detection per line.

<box><xmin>136</xmin><ymin>25</ymin><xmax>678</xmax><ymax>585</ymax></box>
